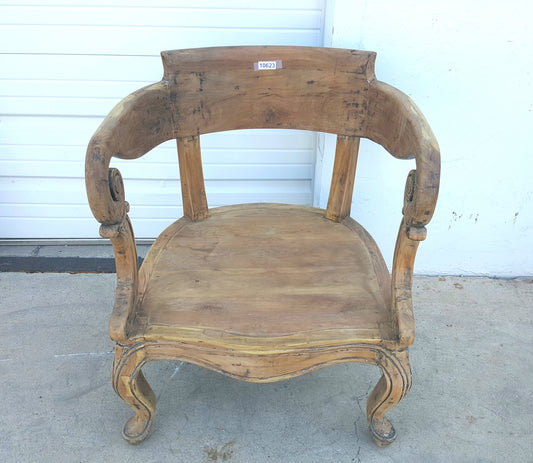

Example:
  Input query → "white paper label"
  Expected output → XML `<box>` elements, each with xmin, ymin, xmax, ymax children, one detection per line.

<box><xmin>254</xmin><ymin>60</ymin><xmax>282</xmax><ymax>71</ymax></box>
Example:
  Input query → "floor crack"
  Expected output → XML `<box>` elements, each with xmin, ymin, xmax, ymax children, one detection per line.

<box><xmin>54</xmin><ymin>351</ymin><xmax>113</xmax><ymax>358</ymax></box>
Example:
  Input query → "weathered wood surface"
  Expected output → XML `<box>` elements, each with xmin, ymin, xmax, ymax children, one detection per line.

<box><xmin>176</xmin><ymin>135</ymin><xmax>208</xmax><ymax>221</ymax></box>
<box><xmin>85</xmin><ymin>46</ymin><xmax>440</xmax><ymax>447</ymax></box>
<box><xmin>326</xmin><ymin>135</ymin><xmax>360</xmax><ymax>222</ymax></box>
<box><xmin>136</xmin><ymin>204</ymin><xmax>393</xmax><ymax>347</ymax></box>
<box><xmin>161</xmin><ymin>46</ymin><xmax>374</xmax><ymax>137</ymax></box>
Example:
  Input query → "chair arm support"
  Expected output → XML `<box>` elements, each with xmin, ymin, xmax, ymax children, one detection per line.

<box><xmin>390</xmin><ymin>219</ymin><xmax>420</xmax><ymax>347</ymax></box>
<box><xmin>100</xmin><ymin>216</ymin><xmax>139</xmax><ymax>343</ymax></box>
<box><xmin>366</xmin><ymin>82</ymin><xmax>440</xmax><ymax>346</ymax></box>
<box><xmin>85</xmin><ymin>82</ymin><xmax>173</xmax><ymax>341</ymax></box>
<box><xmin>391</xmin><ymin>146</ymin><xmax>439</xmax><ymax>346</ymax></box>
<box><xmin>391</xmin><ymin>160</ymin><xmax>439</xmax><ymax>346</ymax></box>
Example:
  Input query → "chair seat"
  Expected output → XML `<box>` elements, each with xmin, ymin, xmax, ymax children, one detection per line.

<box><xmin>133</xmin><ymin>204</ymin><xmax>396</xmax><ymax>349</ymax></box>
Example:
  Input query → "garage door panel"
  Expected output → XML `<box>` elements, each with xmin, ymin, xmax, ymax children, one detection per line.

<box><xmin>1</xmin><ymin>144</ymin><xmax>314</xmax><ymax>166</ymax></box>
<box><xmin>0</xmin><ymin>0</ymin><xmax>322</xmax><ymax>9</ymax></box>
<box><xmin>0</xmin><ymin>55</ymin><xmax>162</xmax><ymax>82</ymax></box>
<box><xmin>1</xmin><ymin>6</ymin><xmax>321</xmax><ymax>29</ymax></box>
<box><xmin>0</xmin><ymin>1</ymin><xmax>324</xmax><ymax>239</ymax></box>
<box><xmin>1</xmin><ymin>25</ymin><xmax>322</xmax><ymax>55</ymax></box>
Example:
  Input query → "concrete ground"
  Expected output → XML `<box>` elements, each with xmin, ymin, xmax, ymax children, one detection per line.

<box><xmin>0</xmin><ymin>272</ymin><xmax>532</xmax><ymax>462</ymax></box>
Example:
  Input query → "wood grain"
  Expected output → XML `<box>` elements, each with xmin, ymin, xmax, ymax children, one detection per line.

<box><xmin>326</xmin><ymin>135</ymin><xmax>360</xmax><ymax>222</ymax></box>
<box><xmin>163</xmin><ymin>46</ymin><xmax>375</xmax><ymax>137</ymax></box>
<box><xmin>176</xmin><ymin>135</ymin><xmax>208</xmax><ymax>221</ymax></box>
<box><xmin>136</xmin><ymin>204</ymin><xmax>394</xmax><ymax>347</ymax></box>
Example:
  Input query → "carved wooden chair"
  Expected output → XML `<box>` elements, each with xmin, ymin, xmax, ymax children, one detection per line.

<box><xmin>85</xmin><ymin>46</ymin><xmax>440</xmax><ymax>447</ymax></box>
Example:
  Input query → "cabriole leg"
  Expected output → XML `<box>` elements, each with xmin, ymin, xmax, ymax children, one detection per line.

<box><xmin>366</xmin><ymin>348</ymin><xmax>412</xmax><ymax>447</ymax></box>
<box><xmin>112</xmin><ymin>343</ymin><xmax>156</xmax><ymax>444</ymax></box>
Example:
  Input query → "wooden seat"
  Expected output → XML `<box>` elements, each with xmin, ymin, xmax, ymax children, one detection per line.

<box><xmin>138</xmin><ymin>204</ymin><xmax>393</xmax><ymax>349</ymax></box>
<box><xmin>86</xmin><ymin>46</ymin><xmax>440</xmax><ymax>447</ymax></box>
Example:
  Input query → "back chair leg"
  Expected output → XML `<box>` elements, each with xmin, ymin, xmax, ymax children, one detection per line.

<box><xmin>366</xmin><ymin>348</ymin><xmax>412</xmax><ymax>447</ymax></box>
<box><xmin>112</xmin><ymin>343</ymin><xmax>156</xmax><ymax>444</ymax></box>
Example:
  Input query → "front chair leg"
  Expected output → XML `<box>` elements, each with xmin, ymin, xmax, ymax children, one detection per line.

<box><xmin>112</xmin><ymin>343</ymin><xmax>156</xmax><ymax>444</ymax></box>
<box><xmin>366</xmin><ymin>348</ymin><xmax>412</xmax><ymax>447</ymax></box>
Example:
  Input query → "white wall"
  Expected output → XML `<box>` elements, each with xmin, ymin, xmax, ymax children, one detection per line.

<box><xmin>320</xmin><ymin>0</ymin><xmax>533</xmax><ymax>276</ymax></box>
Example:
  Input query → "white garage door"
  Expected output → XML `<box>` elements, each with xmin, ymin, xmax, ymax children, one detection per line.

<box><xmin>0</xmin><ymin>0</ymin><xmax>325</xmax><ymax>240</ymax></box>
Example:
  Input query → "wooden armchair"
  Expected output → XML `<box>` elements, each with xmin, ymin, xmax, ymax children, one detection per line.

<box><xmin>85</xmin><ymin>46</ymin><xmax>440</xmax><ymax>447</ymax></box>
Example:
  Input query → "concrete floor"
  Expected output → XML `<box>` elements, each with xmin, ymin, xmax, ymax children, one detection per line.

<box><xmin>0</xmin><ymin>273</ymin><xmax>532</xmax><ymax>462</ymax></box>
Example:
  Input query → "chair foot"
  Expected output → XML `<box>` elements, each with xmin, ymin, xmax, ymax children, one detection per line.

<box><xmin>112</xmin><ymin>343</ymin><xmax>156</xmax><ymax>444</ymax></box>
<box><xmin>369</xmin><ymin>415</ymin><xmax>396</xmax><ymax>447</ymax></box>
<box><xmin>366</xmin><ymin>348</ymin><xmax>411</xmax><ymax>447</ymax></box>
<box><xmin>122</xmin><ymin>410</ymin><xmax>152</xmax><ymax>444</ymax></box>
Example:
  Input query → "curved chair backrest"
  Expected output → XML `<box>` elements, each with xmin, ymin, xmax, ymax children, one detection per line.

<box><xmin>86</xmin><ymin>46</ymin><xmax>439</xmax><ymax>228</ymax></box>
<box><xmin>162</xmin><ymin>46</ymin><xmax>374</xmax><ymax>137</ymax></box>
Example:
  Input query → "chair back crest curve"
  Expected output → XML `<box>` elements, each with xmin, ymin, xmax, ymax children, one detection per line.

<box><xmin>161</xmin><ymin>46</ymin><xmax>376</xmax><ymax>138</ymax></box>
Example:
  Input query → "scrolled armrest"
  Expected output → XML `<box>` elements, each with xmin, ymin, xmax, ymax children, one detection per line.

<box><xmin>85</xmin><ymin>82</ymin><xmax>174</xmax><ymax>226</ymax></box>
<box><xmin>365</xmin><ymin>81</ymin><xmax>440</xmax><ymax>346</ymax></box>
<box><xmin>86</xmin><ymin>140</ymin><xmax>129</xmax><ymax>226</ymax></box>
<box><xmin>100</xmin><ymin>215</ymin><xmax>139</xmax><ymax>342</ymax></box>
<box><xmin>85</xmin><ymin>82</ymin><xmax>174</xmax><ymax>341</ymax></box>
<box><xmin>366</xmin><ymin>80</ymin><xmax>440</xmax><ymax>237</ymax></box>
<box><xmin>401</xmin><ymin>141</ymin><xmax>440</xmax><ymax>233</ymax></box>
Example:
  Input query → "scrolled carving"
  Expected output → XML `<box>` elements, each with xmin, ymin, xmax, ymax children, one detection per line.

<box><xmin>403</xmin><ymin>169</ymin><xmax>416</xmax><ymax>212</ymax></box>
<box><xmin>402</xmin><ymin>168</ymin><xmax>431</xmax><ymax>230</ymax></box>
<box><xmin>108</xmin><ymin>167</ymin><xmax>130</xmax><ymax>212</ymax></box>
<box><xmin>402</xmin><ymin>172</ymin><xmax>427</xmax><ymax>241</ymax></box>
<box><xmin>108</xmin><ymin>167</ymin><xmax>125</xmax><ymax>203</ymax></box>
<box><xmin>86</xmin><ymin>142</ymin><xmax>129</xmax><ymax>225</ymax></box>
